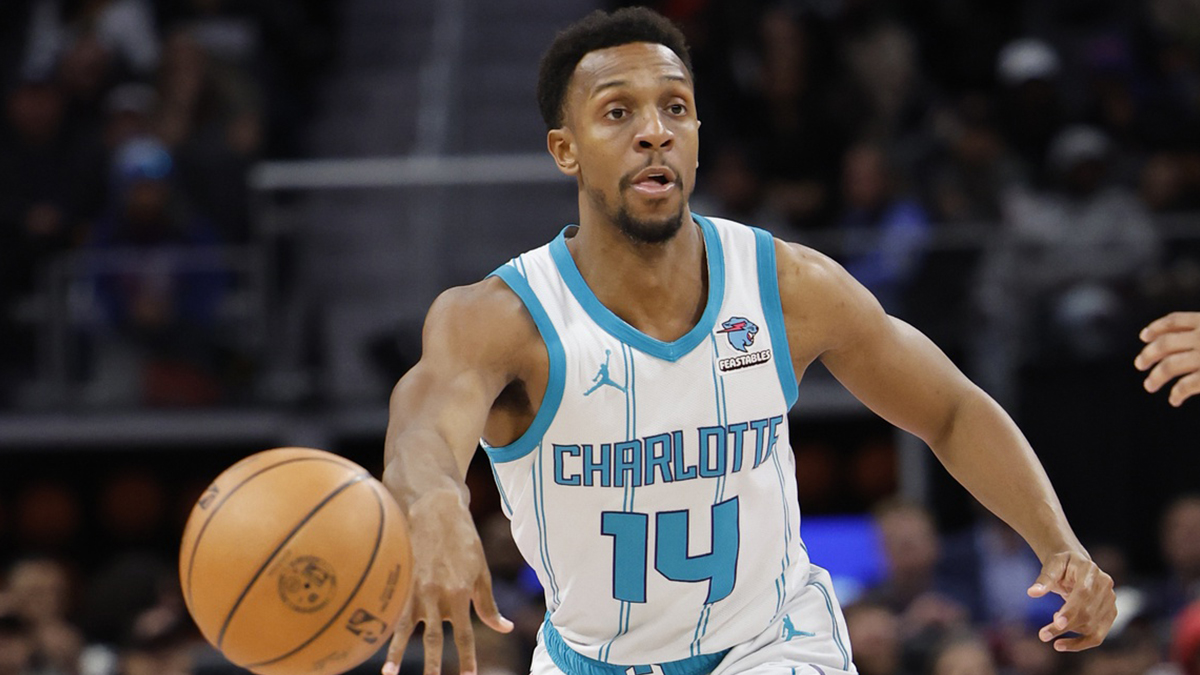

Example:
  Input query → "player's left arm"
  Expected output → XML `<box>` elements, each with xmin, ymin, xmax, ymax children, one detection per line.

<box><xmin>774</xmin><ymin>240</ymin><xmax>1116</xmax><ymax>651</ymax></box>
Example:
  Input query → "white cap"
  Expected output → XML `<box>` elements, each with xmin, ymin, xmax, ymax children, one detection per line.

<box><xmin>997</xmin><ymin>38</ymin><xmax>1061</xmax><ymax>86</ymax></box>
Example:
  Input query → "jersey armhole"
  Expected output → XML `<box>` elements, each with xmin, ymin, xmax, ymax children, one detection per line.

<box><xmin>483</xmin><ymin>263</ymin><xmax>566</xmax><ymax>463</ymax></box>
<box><xmin>752</xmin><ymin>228</ymin><xmax>800</xmax><ymax>409</ymax></box>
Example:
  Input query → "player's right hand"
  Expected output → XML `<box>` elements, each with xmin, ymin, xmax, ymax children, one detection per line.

<box><xmin>1135</xmin><ymin>311</ymin><xmax>1200</xmax><ymax>406</ymax></box>
<box><xmin>382</xmin><ymin>490</ymin><xmax>513</xmax><ymax>675</ymax></box>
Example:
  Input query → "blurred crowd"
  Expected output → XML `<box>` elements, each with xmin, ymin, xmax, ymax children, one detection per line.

<box><xmin>627</xmin><ymin>0</ymin><xmax>1200</xmax><ymax>407</ymax></box>
<box><xmin>0</xmin><ymin>0</ymin><xmax>334</xmax><ymax>407</ymax></box>
<box><xmin>5</xmin><ymin>479</ymin><xmax>1200</xmax><ymax>675</ymax></box>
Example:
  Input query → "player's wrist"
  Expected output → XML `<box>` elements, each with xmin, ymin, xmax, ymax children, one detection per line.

<box><xmin>407</xmin><ymin>484</ymin><xmax>471</xmax><ymax>518</ymax></box>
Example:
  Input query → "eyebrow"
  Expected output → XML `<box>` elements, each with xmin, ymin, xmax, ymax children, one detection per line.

<box><xmin>592</xmin><ymin>74</ymin><xmax>691</xmax><ymax>95</ymax></box>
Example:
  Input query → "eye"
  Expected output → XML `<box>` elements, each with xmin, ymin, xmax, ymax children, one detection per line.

<box><xmin>668</xmin><ymin>103</ymin><xmax>686</xmax><ymax>115</ymax></box>
<box><xmin>605</xmin><ymin>108</ymin><xmax>627</xmax><ymax>120</ymax></box>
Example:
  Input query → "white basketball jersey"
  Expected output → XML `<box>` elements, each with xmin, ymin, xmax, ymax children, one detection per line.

<box><xmin>485</xmin><ymin>214</ymin><xmax>810</xmax><ymax>673</ymax></box>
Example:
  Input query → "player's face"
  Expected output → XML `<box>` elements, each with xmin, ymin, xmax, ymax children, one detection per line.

<box><xmin>557</xmin><ymin>42</ymin><xmax>699</xmax><ymax>244</ymax></box>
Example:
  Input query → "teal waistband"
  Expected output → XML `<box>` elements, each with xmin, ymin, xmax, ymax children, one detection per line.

<box><xmin>541</xmin><ymin>616</ymin><xmax>731</xmax><ymax>675</ymax></box>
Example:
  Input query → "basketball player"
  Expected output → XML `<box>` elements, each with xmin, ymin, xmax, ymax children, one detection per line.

<box><xmin>1136</xmin><ymin>311</ymin><xmax>1200</xmax><ymax>406</ymax></box>
<box><xmin>380</xmin><ymin>9</ymin><xmax>1116</xmax><ymax>675</ymax></box>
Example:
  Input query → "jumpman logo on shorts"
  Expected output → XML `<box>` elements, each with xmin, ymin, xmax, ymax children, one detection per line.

<box><xmin>584</xmin><ymin>349</ymin><xmax>626</xmax><ymax>396</ymax></box>
<box><xmin>781</xmin><ymin>615</ymin><xmax>815</xmax><ymax>641</ymax></box>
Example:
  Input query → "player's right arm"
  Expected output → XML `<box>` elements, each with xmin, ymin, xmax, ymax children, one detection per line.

<box><xmin>381</xmin><ymin>277</ymin><xmax>534</xmax><ymax>675</ymax></box>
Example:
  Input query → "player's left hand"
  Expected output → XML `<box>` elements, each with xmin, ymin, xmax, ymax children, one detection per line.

<box><xmin>1026</xmin><ymin>551</ymin><xmax>1117</xmax><ymax>651</ymax></box>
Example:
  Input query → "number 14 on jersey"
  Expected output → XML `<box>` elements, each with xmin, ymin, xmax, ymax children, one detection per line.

<box><xmin>601</xmin><ymin>496</ymin><xmax>740</xmax><ymax>604</ymax></box>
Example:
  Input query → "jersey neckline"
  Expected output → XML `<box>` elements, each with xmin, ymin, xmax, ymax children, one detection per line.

<box><xmin>548</xmin><ymin>212</ymin><xmax>726</xmax><ymax>362</ymax></box>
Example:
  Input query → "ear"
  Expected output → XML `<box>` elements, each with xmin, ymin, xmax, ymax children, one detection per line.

<box><xmin>547</xmin><ymin>128</ymin><xmax>579</xmax><ymax>177</ymax></box>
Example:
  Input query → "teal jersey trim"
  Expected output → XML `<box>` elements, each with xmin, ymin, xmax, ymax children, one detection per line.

<box><xmin>542</xmin><ymin>616</ymin><xmax>730</xmax><ymax>675</ymax></box>
<box><xmin>752</xmin><ymin>228</ymin><xmax>799</xmax><ymax>409</ymax></box>
<box><xmin>484</xmin><ymin>264</ymin><xmax>566</xmax><ymax>463</ymax></box>
<box><xmin>549</xmin><ymin>213</ymin><xmax>726</xmax><ymax>362</ymax></box>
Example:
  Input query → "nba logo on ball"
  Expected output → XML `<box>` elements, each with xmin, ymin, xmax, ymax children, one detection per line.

<box><xmin>179</xmin><ymin>447</ymin><xmax>414</xmax><ymax>675</ymax></box>
<box><xmin>345</xmin><ymin>608</ymin><xmax>387</xmax><ymax>644</ymax></box>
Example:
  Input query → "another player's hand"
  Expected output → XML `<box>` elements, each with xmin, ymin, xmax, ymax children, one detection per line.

<box><xmin>1026</xmin><ymin>551</ymin><xmax>1116</xmax><ymax>651</ymax></box>
<box><xmin>382</xmin><ymin>490</ymin><xmax>513</xmax><ymax>675</ymax></box>
<box><xmin>1136</xmin><ymin>311</ymin><xmax>1200</xmax><ymax>406</ymax></box>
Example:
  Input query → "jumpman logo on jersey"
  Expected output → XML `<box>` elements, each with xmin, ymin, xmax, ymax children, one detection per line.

<box><xmin>781</xmin><ymin>615</ymin><xmax>815</xmax><ymax>641</ymax></box>
<box><xmin>584</xmin><ymin>349</ymin><xmax>626</xmax><ymax>396</ymax></box>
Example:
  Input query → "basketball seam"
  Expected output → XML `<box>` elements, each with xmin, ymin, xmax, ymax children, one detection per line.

<box><xmin>184</xmin><ymin>456</ymin><xmax>358</xmax><ymax>610</ymax></box>
<box><xmin>216</xmin><ymin>472</ymin><xmax>371</xmax><ymax>650</ymax></box>
<box><xmin>243</xmin><ymin>480</ymin><xmax>388</xmax><ymax>669</ymax></box>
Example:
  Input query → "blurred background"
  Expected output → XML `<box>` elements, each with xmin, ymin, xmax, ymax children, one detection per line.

<box><xmin>1</xmin><ymin>0</ymin><xmax>1200</xmax><ymax>674</ymax></box>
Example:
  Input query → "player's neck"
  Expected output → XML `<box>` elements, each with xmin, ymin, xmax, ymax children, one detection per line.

<box><xmin>566</xmin><ymin>209</ymin><xmax>708</xmax><ymax>342</ymax></box>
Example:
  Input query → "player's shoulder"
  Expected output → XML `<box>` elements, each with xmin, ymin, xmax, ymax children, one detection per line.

<box><xmin>771</xmin><ymin>237</ymin><xmax>852</xmax><ymax>299</ymax></box>
<box><xmin>423</xmin><ymin>276</ymin><xmax>539</xmax><ymax>358</ymax></box>
<box><xmin>767</xmin><ymin>236</ymin><xmax>884</xmax><ymax>352</ymax></box>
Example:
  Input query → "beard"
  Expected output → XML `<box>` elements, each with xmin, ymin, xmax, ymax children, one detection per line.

<box><xmin>585</xmin><ymin>171</ymin><xmax>688</xmax><ymax>245</ymax></box>
<box><xmin>613</xmin><ymin>201</ymin><xmax>686</xmax><ymax>244</ymax></box>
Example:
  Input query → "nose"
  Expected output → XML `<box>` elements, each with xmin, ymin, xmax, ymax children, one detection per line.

<box><xmin>635</xmin><ymin>110</ymin><xmax>673</xmax><ymax>151</ymax></box>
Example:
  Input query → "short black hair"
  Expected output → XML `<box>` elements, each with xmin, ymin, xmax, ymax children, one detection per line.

<box><xmin>536</xmin><ymin>7</ymin><xmax>693</xmax><ymax>130</ymax></box>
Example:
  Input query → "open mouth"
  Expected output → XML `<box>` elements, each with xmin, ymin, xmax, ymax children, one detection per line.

<box><xmin>630</xmin><ymin>166</ymin><xmax>677</xmax><ymax>195</ymax></box>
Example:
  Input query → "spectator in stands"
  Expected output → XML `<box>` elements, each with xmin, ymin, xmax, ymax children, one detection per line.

<box><xmin>994</xmin><ymin>38</ymin><xmax>1066</xmax><ymax>182</ymax></box>
<box><xmin>0</xmin><ymin>72</ymin><xmax>99</xmax><ymax>397</ymax></box>
<box><xmin>692</xmin><ymin>141</ymin><xmax>785</xmax><ymax>233</ymax></box>
<box><xmin>995</xmin><ymin>621</ymin><xmax>1065</xmax><ymax>675</ymax></box>
<box><xmin>832</xmin><ymin>0</ymin><xmax>922</xmax><ymax>141</ymax></box>
<box><xmin>5</xmin><ymin>558</ymin><xmax>82</xmax><ymax>675</ymax></box>
<box><xmin>836</xmin><ymin>142</ymin><xmax>931</xmax><ymax>315</ymax></box>
<box><xmin>154</xmin><ymin>30</ymin><xmax>259</xmax><ymax>241</ymax></box>
<box><xmin>863</xmin><ymin>499</ymin><xmax>972</xmax><ymax>641</ymax></box>
<box><xmin>85</xmin><ymin>137</ymin><xmax>229</xmax><ymax>407</ymax></box>
<box><xmin>115</xmin><ymin>607</ymin><xmax>194</xmax><ymax>675</ymax></box>
<box><xmin>1175</xmin><ymin>600</ymin><xmax>1200</xmax><ymax>675</ymax></box>
<box><xmin>160</xmin><ymin>0</ymin><xmax>330</xmax><ymax>158</ymax></box>
<box><xmin>748</xmin><ymin>7</ymin><xmax>858</xmax><ymax>230</ymax></box>
<box><xmin>1139</xmin><ymin>153</ymin><xmax>1193</xmax><ymax>214</ymax></box>
<box><xmin>0</xmin><ymin>74</ymin><xmax>95</xmax><ymax>295</ymax></box>
<box><xmin>102</xmin><ymin>82</ymin><xmax>154</xmax><ymax>152</ymax></box>
<box><xmin>974</xmin><ymin>124</ymin><xmax>1161</xmax><ymax>405</ymax></box>
<box><xmin>927</xmin><ymin>631</ymin><xmax>997</xmax><ymax>675</ymax></box>
<box><xmin>843</xmin><ymin>601</ymin><xmax>907</xmax><ymax>675</ymax></box>
<box><xmin>0</xmin><ymin>610</ymin><xmax>39</xmax><ymax>675</ymax></box>
<box><xmin>1145</xmin><ymin>495</ymin><xmax>1200</xmax><ymax>622</ymax></box>
<box><xmin>21</xmin><ymin>0</ymin><xmax>159</xmax><ymax>82</ymax></box>
<box><xmin>928</xmin><ymin>94</ymin><xmax>1027</xmax><ymax>224</ymax></box>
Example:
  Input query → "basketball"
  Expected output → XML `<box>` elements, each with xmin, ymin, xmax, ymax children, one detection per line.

<box><xmin>179</xmin><ymin>448</ymin><xmax>413</xmax><ymax>675</ymax></box>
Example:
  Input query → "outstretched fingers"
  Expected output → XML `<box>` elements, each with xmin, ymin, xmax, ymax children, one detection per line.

<box><xmin>1170</xmin><ymin>371</ymin><xmax>1200</xmax><ymax>407</ymax></box>
<box><xmin>473</xmin><ymin>568</ymin><xmax>514</xmax><ymax>634</ymax></box>
<box><xmin>1143</xmin><ymin>351</ymin><xmax>1200</xmax><ymax>395</ymax></box>
<box><xmin>1135</xmin><ymin>331</ymin><xmax>1198</xmax><ymax>372</ymax></box>
<box><xmin>382</xmin><ymin>600</ymin><xmax>417</xmax><ymax>675</ymax></box>
<box><xmin>451</xmin><ymin>601</ymin><xmax>478</xmax><ymax>675</ymax></box>
<box><xmin>422</xmin><ymin>606</ymin><xmax>445</xmax><ymax>675</ymax></box>
<box><xmin>1140</xmin><ymin>311</ymin><xmax>1200</xmax><ymax>343</ymax></box>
